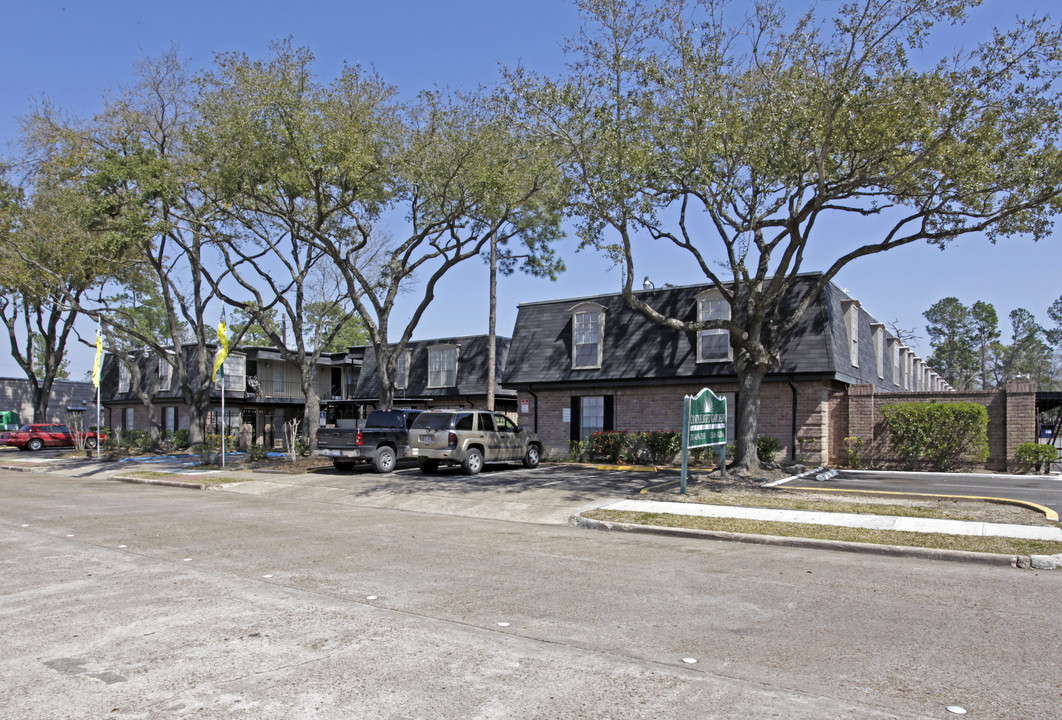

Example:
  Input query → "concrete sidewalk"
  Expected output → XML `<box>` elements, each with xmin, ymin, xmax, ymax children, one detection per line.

<box><xmin>599</xmin><ymin>499</ymin><xmax>1062</xmax><ymax>541</ymax></box>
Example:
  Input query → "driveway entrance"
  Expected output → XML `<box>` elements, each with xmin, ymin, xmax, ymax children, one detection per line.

<box><xmin>215</xmin><ymin>464</ymin><xmax>655</xmax><ymax>525</ymax></box>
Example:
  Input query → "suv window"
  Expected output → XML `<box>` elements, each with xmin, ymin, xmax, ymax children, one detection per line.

<box><xmin>478</xmin><ymin>413</ymin><xmax>496</xmax><ymax>432</ymax></box>
<box><xmin>455</xmin><ymin>413</ymin><xmax>474</xmax><ymax>431</ymax></box>
<box><xmin>411</xmin><ymin>413</ymin><xmax>454</xmax><ymax>431</ymax></box>
<box><xmin>496</xmin><ymin>415</ymin><xmax>517</xmax><ymax>433</ymax></box>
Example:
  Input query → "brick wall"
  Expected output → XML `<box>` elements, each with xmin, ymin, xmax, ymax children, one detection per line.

<box><xmin>841</xmin><ymin>382</ymin><xmax>1034</xmax><ymax>470</ymax></box>
<box><xmin>518</xmin><ymin>380</ymin><xmax>1040</xmax><ymax>469</ymax></box>
<box><xmin>517</xmin><ymin>379</ymin><xmax>842</xmax><ymax>463</ymax></box>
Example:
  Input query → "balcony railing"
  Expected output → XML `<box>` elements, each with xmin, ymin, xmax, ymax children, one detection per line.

<box><xmin>234</xmin><ymin>378</ymin><xmax>351</xmax><ymax>401</ymax></box>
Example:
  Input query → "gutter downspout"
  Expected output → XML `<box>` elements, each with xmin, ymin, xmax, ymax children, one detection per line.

<box><xmin>527</xmin><ymin>385</ymin><xmax>539</xmax><ymax>433</ymax></box>
<box><xmin>789</xmin><ymin>379</ymin><xmax>798</xmax><ymax>463</ymax></box>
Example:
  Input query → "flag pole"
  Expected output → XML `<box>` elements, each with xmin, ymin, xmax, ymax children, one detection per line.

<box><xmin>96</xmin><ymin>324</ymin><xmax>101</xmax><ymax>460</ymax></box>
<box><xmin>213</xmin><ymin>310</ymin><xmax>230</xmax><ymax>468</ymax></box>
<box><xmin>220</xmin><ymin>362</ymin><xmax>225</xmax><ymax>468</ymax></box>
<box><xmin>93</xmin><ymin>319</ymin><xmax>103</xmax><ymax>459</ymax></box>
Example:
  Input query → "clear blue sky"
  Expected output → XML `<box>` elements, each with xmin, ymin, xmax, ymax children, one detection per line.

<box><xmin>1</xmin><ymin>0</ymin><xmax>1059</xmax><ymax>379</ymax></box>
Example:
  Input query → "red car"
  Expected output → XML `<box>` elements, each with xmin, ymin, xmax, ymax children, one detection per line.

<box><xmin>0</xmin><ymin>424</ymin><xmax>107</xmax><ymax>451</ymax></box>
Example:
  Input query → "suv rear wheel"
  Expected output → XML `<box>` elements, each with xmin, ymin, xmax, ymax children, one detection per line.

<box><xmin>461</xmin><ymin>447</ymin><xmax>484</xmax><ymax>475</ymax></box>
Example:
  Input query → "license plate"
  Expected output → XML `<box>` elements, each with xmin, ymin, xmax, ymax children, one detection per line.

<box><xmin>420</xmin><ymin>434</ymin><xmax>434</xmax><ymax>443</ymax></box>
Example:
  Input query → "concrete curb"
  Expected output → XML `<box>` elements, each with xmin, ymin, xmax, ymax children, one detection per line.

<box><xmin>569</xmin><ymin>514</ymin><xmax>1027</xmax><ymax>568</ymax></box>
<box><xmin>109</xmin><ymin>475</ymin><xmax>206</xmax><ymax>490</ymax></box>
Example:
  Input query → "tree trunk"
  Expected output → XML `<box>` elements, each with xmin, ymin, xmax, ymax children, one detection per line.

<box><xmin>376</xmin><ymin>347</ymin><xmax>395</xmax><ymax>410</ymax></box>
<box><xmin>302</xmin><ymin>379</ymin><xmax>320</xmax><ymax>450</ymax></box>
<box><xmin>186</xmin><ymin>401</ymin><xmax>206</xmax><ymax>447</ymax></box>
<box><xmin>32</xmin><ymin>381</ymin><xmax>48</xmax><ymax>423</ymax></box>
<box><xmin>731</xmin><ymin>359</ymin><xmax>769</xmax><ymax>474</ymax></box>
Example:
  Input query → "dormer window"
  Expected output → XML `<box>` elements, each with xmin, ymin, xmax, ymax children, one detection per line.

<box><xmin>428</xmin><ymin>345</ymin><xmax>458</xmax><ymax>388</ymax></box>
<box><xmin>841</xmin><ymin>299</ymin><xmax>860</xmax><ymax>368</ymax></box>
<box><xmin>696</xmin><ymin>290</ymin><xmax>731</xmax><ymax>363</ymax></box>
<box><xmin>889</xmin><ymin>338</ymin><xmax>901</xmax><ymax>386</ymax></box>
<box><xmin>118</xmin><ymin>362</ymin><xmax>130</xmax><ymax>393</ymax></box>
<box><xmin>571</xmin><ymin>303</ymin><xmax>605</xmax><ymax>369</ymax></box>
<box><xmin>871</xmin><ymin>324</ymin><xmax>885</xmax><ymax>379</ymax></box>
<box><xmin>158</xmin><ymin>354</ymin><xmax>172</xmax><ymax>391</ymax></box>
<box><xmin>394</xmin><ymin>349</ymin><xmax>410</xmax><ymax>390</ymax></box>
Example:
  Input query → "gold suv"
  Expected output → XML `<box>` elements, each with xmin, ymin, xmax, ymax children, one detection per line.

<box><xmin>409</xmin><ymin>409</ymin><xmax>543</xmax><ymax>475</ymax></box>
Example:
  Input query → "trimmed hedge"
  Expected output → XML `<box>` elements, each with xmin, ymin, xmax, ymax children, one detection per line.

<box><xmin>1015</xmin><ymin>442</ymin><xmax>1057</xmax><ymax>473</ymax></box>
<box><xmin>879</xmin><ymin>401</ymin><xmax>989</xmax><ymax>471</ymax></box>
<box><xmin>580</xmin><ymin>430</ymin><xmax>687</xmax><ymax>465</ymax></box>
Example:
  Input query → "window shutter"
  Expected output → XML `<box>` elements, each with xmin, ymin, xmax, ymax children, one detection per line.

<box><xmin>603</xmin><ymin>395</ymin><xmax>614</xmax><ymax>432</ymax></box>
<box><xmin>570</xmin><ymin>396</ymin><xmax>581</xmax><ymax>443</ymax></box>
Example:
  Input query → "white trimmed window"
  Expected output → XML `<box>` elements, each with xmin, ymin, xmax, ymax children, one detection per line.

<box><xmin>273</xmin><ymin>361</ymin><xmax>285</xmax><ymax>394</ymax></box>
<box><xmin>890</xmin><ymin>340</ymin><xmax>901</xmax><ymax>386</ymax></box>
<box><xmin>696</xmin><ymin>291</ymin><xmax>731</xmax><ymax>362</ymax></box>
<box><xmin>871</xmin><ymin>324</ymin><xmax>885</xmax><ymax>379</ymax></box>
<box><xmin>158</xmin><ymin>354</ymin><xmax>172</xmax><ymax>391</ymax></box>
<box><xmin>428</xmin><ymin>345</ymin><xmax>458</xmax><ymax>388</ymax></box>
<box><xmin>842</xmin><ymin>299</ymin><xmax>860</xmax><ymax>368</ymax></box>
<box><xmin>221</xmin><ymin>354</ymin><xmax>245</xmax><ymax>391</ymax></box>
<box><xmin>394</xmin><ymin>350</ymin><xmax>411</xmax><ymax>390</ymax></box>
<box><xmin>118</xmin><ymin>362</ymin><xmax>130</xmax><ymax>393</ymax></box>
<box><xmin>571</xmin><ymin>303</ymin><xmax>605</xmax><ymax>369</ymax></box>
<box><xmin>122</xmin><ymin>407</ymin><xmax>135</xmax><ymax>430</ymax></box>
<box><xmin>580</xmin><ymin>396</ymin><xmax>605</xmax><ymax>440</ymax></box>
<box><xmin>163</xmin><ymin>407</ymin><xmax>178</xmax><ymax>433</ymax></box>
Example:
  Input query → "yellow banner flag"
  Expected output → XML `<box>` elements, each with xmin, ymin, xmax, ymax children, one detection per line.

<box><xmin>212</xmin><ymin>314</ymin><xmax>229</xmax><ymax>382</ymax></box>
<box><xmin>92</xmin><ymin>331</ymin><xmax>104</xmax><ymax>388</ymax></box>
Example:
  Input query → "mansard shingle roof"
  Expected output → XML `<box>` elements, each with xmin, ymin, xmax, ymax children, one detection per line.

<box><xmin>502</xmin><ymin>273</ymin><xmax>899</xmax><ymax>388</ymax></box>
<box><xmin>353</xmin><ymin>334</ymin><xmax>515</xmax><ymax>400</ymax></box>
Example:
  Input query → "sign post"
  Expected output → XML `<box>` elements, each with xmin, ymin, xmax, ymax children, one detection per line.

<box><xmin>681</xmin><ymin>388</ymin><xmax>728</xmax><ymax>494</ymax></box>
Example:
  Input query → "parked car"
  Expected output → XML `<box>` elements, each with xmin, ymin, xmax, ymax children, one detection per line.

<box><xmin>0</xmin><ymin>424</ymin><xmax>107</xmax><ymax>451</ymax></box>
<box><xmin>315</xmin><ymin>408</ymin><xmax>423</xmax><ymax>473</ymax></box>
<box><xmin>408</xmin><ymin>409</ymin><xmax>543</xmax><ymax>475</ymax></box>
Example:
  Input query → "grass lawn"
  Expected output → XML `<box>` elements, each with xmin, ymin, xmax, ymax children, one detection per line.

<box><xmin>585</xmin><ymin>509</ymin><xmax>1062</xmax><ymax>556</ymax></box>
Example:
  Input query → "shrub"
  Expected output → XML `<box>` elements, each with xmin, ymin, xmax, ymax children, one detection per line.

<box><xmin>248</xmin><ymin>444</ymin><xmax>270</xmax><ymax>461</ymax></box>
<box><xmin>586</xmin><ymin>430</ymin><xmax>631</xmax><ymax>463</ymax></box>
<box><xmin>880</xmin><ymin>401</ymin><xmax>989</xmax><ymax>471</ymax></box>
<box><xmin>191</xmin><ymin>443</ymin><xmax>214</xmax><ymax>465</ymax></box>
<box><xmin>171</xmin><ymin>429</ymin><xmax>190</xmax><ymax>450</ymax></box>
<box><xmin>1015</xmin><ymin>442</ymin><xmax>1057</xmax><ymax>473</ymax></box>
<box><xmin>123</xmin><ymin>428</ymin><xmax>146</xmax><ymax>448</ymax></box>
<box><xmin>756</xmin><ymin>436</ymin><xmax>780</xmax><ymax>464</ymax></box>
<box><xmin>844</xmin><ymin>436</ymin><xmax>866</xmax><ymax>469</ymax></box>
<box><xmin>567</xmin><ymin>439</ymin><xmax>587</xmax><ymax>462</ymax></box>
<box><xmin>642</xmin><ymin>430</ymin><xmax>681</xmax><ymax>464</ymax></box>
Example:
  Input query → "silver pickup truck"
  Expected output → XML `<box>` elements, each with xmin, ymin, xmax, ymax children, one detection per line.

<box><xmin>408</xmin><ymin>409</ymin><xmax>543</xmax><ymax>475</ymax></box>
<box><xmin>315</xmin><ymin>408</ymin><xmax>422</xmax><ymax>473</ymax></box>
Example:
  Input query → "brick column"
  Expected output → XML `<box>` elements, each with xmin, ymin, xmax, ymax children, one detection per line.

<box><xmin>1005</xmin><ymin>381</ymin><xmax>1037</xmax><ymax>472</ymax></box>
<box><xmin>847</xmin><ymin>384</ymin><xmax>876</xmax><ymax>442</ymax></box>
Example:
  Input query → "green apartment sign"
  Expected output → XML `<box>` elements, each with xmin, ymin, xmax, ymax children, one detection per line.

<box><xmin>686</xmin><ymin>388</ymin><xmax>727</xmax><ymax>448</ymax></box>
<box><xmin>681</xmin><ymin>388</ymin><xmax>728</xmax><ymax>492</ymax></box>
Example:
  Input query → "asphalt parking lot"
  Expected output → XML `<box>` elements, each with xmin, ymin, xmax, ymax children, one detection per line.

<box><xmin>785</xmin><ymin>468</ymin><xmax>1062</xmax><ymax>517</ymax></box>
<box><xmin>211</xmin><ymin>463</ymin><xmax>657</xmax><ymax>525</ymax></box>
